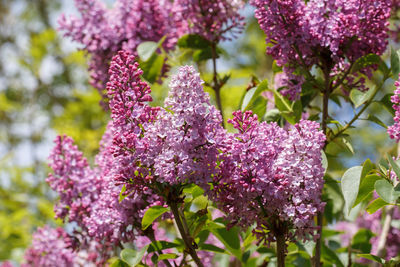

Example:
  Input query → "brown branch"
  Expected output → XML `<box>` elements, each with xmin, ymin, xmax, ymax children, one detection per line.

<box><xmin>276</xmin><ymin>232</ymin><xmax>286</xmax><ymax>267</ymax></box>
<box><xmin>169</xmin><ymin>200</ymin><xmax>204</xmax><ymax>267</ymax></box>
<box><xmin>313</xmin><ymin>62</ymin><xmax>333</xmax><ymax>267</ymax></box>
<box><xmin>210</xmin><ymin>42</ymin><xmax>225</xmax><ymax>128</ymax></box>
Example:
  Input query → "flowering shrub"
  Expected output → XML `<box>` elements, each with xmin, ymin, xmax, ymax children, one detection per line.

<box><xmin>209</xmin><ymin>112</ymin><xmax>325</xmax><ymax>243</ymax></box>
<box><xmin>6</xmin><ymin>0</ymin><xmax>400</xmax><ymax>267</ymax></box>
<box><xmin>252</xmin><ymin>0</ymin><xmax>392</xmax><ymax>99</ymax></box>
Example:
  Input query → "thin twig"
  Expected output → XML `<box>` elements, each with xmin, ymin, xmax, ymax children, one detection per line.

<box><xmin>292</xmin><ymin>45</ymin><xmax>320</xmax><ymax>88</ymax></box>
<box><xmin>332</xmin><ymin>61</ymin><xmax>355</xmax><ymax>91</ymax></box>
<box><xmin>210</xmin><ymin>42</ymin><xmax>225</xmax><ymax>128</ymax></box>
<box><xmin>313</xmin><ymin>66</ymin><xmax>332</xmax><ymax>267</ymax></box>
<box><xmin>347</xmin><ymin>243</ymin><xmax>352</xmax><ymax>267</ymax></box>
<box><xmin>329</xmin><ymin>76</ymin><xmax>388</xmax><ymax>143</ymax></box>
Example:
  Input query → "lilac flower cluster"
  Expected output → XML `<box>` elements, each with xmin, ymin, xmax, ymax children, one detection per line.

<box><xmin>105</xmin><ymin>52</ymin><xmax>326</xmax><ymax>242</ymax></box>
<box><xmin>107</xmin><ymin>51</ymin><xmax>225</xmax><ymax>193</ymax></box>
<box><xmin>210</xmin><ymin>111</ymin><xmax>326</xmax><ymax>241</ymax></box>
<box><xmin>46</xmin><ymin>135</ymin><xmax>100</xmax><ymax>223</ymax></box>
<box><xmin>305</xmin><ymin>0</ymin><xmax>390</xmax><ymax>61</ymax></box>
<box><xmin>21</xmin><ymin>226</ymin><xmax>113</xmax><ymax>267</ymax></box>
<box><xmin>22</xmin><ymin>226</ymin><xmax>76</xmax><ymax>267</ymax></box>
<box><xmin>47</xmin><ymin>123</ymin><xmax>163</xmax><ymax>258</ymax></box>
<box><xmin>143</xmin><ymin>65</ymin><xmax>225</xmax><ymax>187</ymax></box>
<box><xmin>0</xmin><ymin>262</ymin><xmax>13</xmax><ymax>267</ymax></box>
<box><xmin>106</xmin><ymin>50</ymin><xmax>159</xmax><ymax>193</ymax></box>
<box><xmin>388</xmin><ymin>75</ymin><xmax>400</xmax><ymax>141</ymax></box>
<box><xmin>175</xmin><ymin>0</ymin><xmax>245</xmax><ymax>42</ymax></box>
<box><xmin>59</xmin><ymin>0</ymin><xmax>245</xmax><ymax>102</ymax></box>
<box><xmin>47</xmin><ymin>124</ymin><xmax>155</xmax><ymax>245</ymax></box>
<box><xmin>252</xmin><ymin>0</ymin><xmax>392</xmax><ymax>99</ymax></box>
<box><xmin>45</xmin><ymin>125</ymin><xmax>167</xmax><ymax>265</ymax></box>
<box><xmin>43</xmin><ymin>50</ymin><xmax>327</xmax><ymax>264</ymax></box>
<box><xmin>59</xmin><ymin>0</ymin><xmax>185</xmax><ymax>96</ymax></box>
<box><xmin>84</xmin><ymin>123</ymin><xmax>157</xmax><ymax>244</ymax></box>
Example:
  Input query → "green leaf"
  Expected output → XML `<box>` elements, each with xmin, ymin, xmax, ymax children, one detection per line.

<box><xmin>379</xmin><ymin>163</ymin><xmax>388</xmax><ymax>175</ymax></box>
<box><xmin>263</xmin><ymin>108</ymin><xmax>280</xmax><ymax>122</ymax></box>
<box><xmin>241</xmin><ymin>79</ymin><xmax>269</xmax><ymax>111</ymax></box>
<box><xmin>121</xmin><ymin>245</ymin><xmax>149</xmax><ymax>266</ymax></box>
<box><xmin>140</xmin><ymin>54</ymin><xmax>165</xmax><ymax>83</ymax></box>
<box><xmin>341</xmin><ymin>166</ymin><xmax>363</xmax><ymax>215</ymax></box>
<box><xmin>351</xmin><ymin>54</ymin><xmax>381</xmax><ymax>74</ymax></box>
<box><xmin>361</xmin><ymin>159</ymin><xmax>374</xmax><ymax>179</ymax></box>
<box><xmin>273</xmin><ymin>90</ymin><xmax>292</xmax><ymax>112</ymax></box>
<box><xmin>378</xmin><ymin>59</ymin><xmax>390</xmax><ymax>75</ymax></box>
<box><xmin>158</xmin><ymin>253</ymin><xmax>178</xmax><ymax>260</ymax></box>
<box><xmin>198</xmin><ymin>243</ymin><xmax>226</xmax><ymax>254</ymax></box>
<box><xmin>342</xmin><ymin>138</ymin><xmax>354</xmax><ymax>154</ymax></box>
<box><xmin>242</xmin><ymin>250</ymin><xmax>251</xmax><ymax>263</ymax></box>
<box><xmin>321</xmin><ymin>243</ymin><xmax>344</xmax><ymax>267</ymax></box>
<box><xmin>353</xmin><ymin>175</ymin><xmax>382</xmax><ymax>207</ymax></box>
<box><xmin>321</xmin><ymin>150</ymin><xmax>328</xmax><ymax>174</ymax></box>
<box><xmin>119</xmin><ymin>184</ymin><xmax>127</xmax><ymax>203</ymax></box>
<box><xmin>208</xmin><ymin>221</ymin><xmax>241</xmax><ymax>259</ymax></box>
<box><xmin>249</xmin><ymin>97</ymin><xmax>267</xmax><ymax>119</ymax></box>
<box><xmin>349</xmin><ymin>86</ymin><xmax>376</xmax><ymax>108</ymax></box>
<box><xmin>137</xmin><ymin>41</ymin><xmax>159</xmax><ymax>62</ymax></box>
<box><xmin>110</xmin><ymin>259</ymin><xmax>130</xmax><ymax>267</ymax></box>
<box><xmin>330</xmin><ymin>94</ymin><xmax>342</xmax><ymax>107</ymax></box>
<box><xmin>273</xmin><ymin>90</ymin><xmax>299</xmax><ymax>124</ymax></box>
<box><xmin>352</xmin><ymin>229</ymin><xmax>373</xmax><ymax>253</ymax></box>
<box><xmin>296</xmin><ymin>240</ymin><xmax>315</xmax><ymax>257</ymax></box>
<box><xmin>142</xmin><ymin>206</ymin><xmax>169</xmax><ymax>230</ymax></box>
<box><xmin>367</xmin><ymin>114</ymin><xmax>387</xmax><ymax>129</ymax></box>
<box><xmin>324</xmin><ymin>176</ymin><xmax>345</xmax><ymax>221</ymax></box>
<box><xmin>375</xmin><ymin>179</ymin><xmax>400</xmax><ymax>204</ymax></box>
<box><xmin>241</xmin><ymin>87</ymin><xmax>257</xmax><ymax>110</ymax></box>
<box><xmin>357</xmin><ymin>254</ymin><xmax>385</xmax><ymax>264</ymax></box>
<box><xmin>147</xmin><ymin>241</ymin><xmax>180</xmax><ymax>253</ymax></box>
<box><xmin>391</xmin><ymin>47</ymin><xmax>400</xmax><ymax>79</ymax></box>
<box><xmin>272</xmin><ymin>61</ymin><xmax>283</xmax><ymax>73</ymax></box>
<box><xmin>321</xmin><ymin>229</ymin><xmax>341</xmax><ymax>238</ymax></box>
<box><xmin>387</xmin><ymin>154</ymin><xmax>400</xmax><ymax>180</ymax></box>
<box><xmin>177</xmin><ymin>34</ymin><xmax>211</xmax><ymax>49</ymax></box>
<box><xmin>366</xmin><ymin>198</ymin><xmax>389</xmax><ymax>214</ymax></box>
<box><xmin>240</xmin><ymin>80</ymin><xmax>269</xmax><ymax>119</ymax></box>
<box><xmin>183</xmin><ymin>184</ymin><xmax>204</xmax><ymax>200</ymax></box>
<box><xmin>292</xmin><ymin>100</ymin><xmax>303</xmax><ymax>123</ymax></box>
<box><xmin>193</xmin><ymin>48</ymin><xmax>214</xmax><ymax>62</ymax></box>
<box><xmin>379</xmin><ymin>94</ymin><xmax>395</xmax><ymax>116</ymax></box>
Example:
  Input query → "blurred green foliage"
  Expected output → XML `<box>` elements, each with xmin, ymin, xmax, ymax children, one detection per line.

<box><xmin>0</xmin><ymin>0</ymin><xmax>107</xmax><ymax>262</ymax></box>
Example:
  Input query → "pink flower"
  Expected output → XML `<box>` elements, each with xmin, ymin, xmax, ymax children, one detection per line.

<box><xmin>210</xmin><ymin>111</ymin><xmax>326</xmax><ymax>241</ymax></box>
<box><xmin>388</xmin><ymin>75</ymin><xmax>400</xmax><ymax>141</ymax></box>
<box><xmin>59</xmin><ymin>0</ymin><xmax>186</xmax><ymax>99</ymax></box>
<box><xmin>252</xmin><ymin>0</ymin><xmax>392</xmax><ymax>99</ymax></box>
<box><xmin>175</xmin><ymin>0</ymin><xmax>245</xmax><ymax>42</ymax></box>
